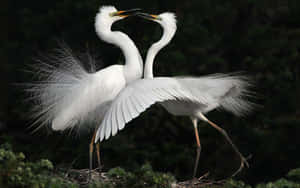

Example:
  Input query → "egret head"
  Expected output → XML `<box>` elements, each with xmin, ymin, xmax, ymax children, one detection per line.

<box><xmin>137</xmin><ymin>12</ymin><xmax>177</xmax><ymax>32</ymax></box>
<box><xmin>95</xmin><ymin>6</ymin><xmax>141</xmax><ymax>33</ymax></box>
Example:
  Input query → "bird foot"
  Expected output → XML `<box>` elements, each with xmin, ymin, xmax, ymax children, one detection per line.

<box><xmin>231</xmin><ymin>154</ymin><xmax>252</xmax><ymax>177</ymax></box>
<box><xmin>197</xmin><ymin>171</ymin><xmax>210</xmax><ymax>181</ymax></box>
<box><xmin>95</xmin><ymin>165</ymin><xmax>103</xmax><ymax>173</ymax></box>
<box><xmin>191</xmin><ymin>171</ymin><xmax>209</xmax><ymax>186</ymax></box>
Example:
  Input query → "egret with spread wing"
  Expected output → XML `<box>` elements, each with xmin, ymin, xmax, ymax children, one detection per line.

<box><xmin>27</xmin><ymin>6</ymin><xmax>143</xmax><ymax>172</ymax></box>
<box><xmin>95</xmin><ymin>12</ymin><xmax>254</xmax><ymax>177</ymax></box>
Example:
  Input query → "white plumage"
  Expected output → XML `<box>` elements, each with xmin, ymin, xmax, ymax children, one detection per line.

<box><xmin>95</xmin><ymin>12</ymin><xmax>254</xmax><ymax>141</ymax></box>
<box><xmin>98</xmin><ymin>77</ymin><xmax>198</xmax><ymax>140</ymax></box>
<box><xmin>50</xmin><ymin>63</ymin><xmax>126</xmax><ymax>131</ymax></box>
<box><xmin>26</xmin><ymin>5</ymin><xmax>143</xmax><ymax>172</ymax></box>
<box><xmin>28</xmin><ymin>6</ymin><xmax>143</xmax><ymax>133</ymax></box>
<box><xmin>96</xmin><ymin>74</ymin><xmax>253</xmax><ymax>141</ymax></box>
<box><xmin>95</xmin><ymin>12</ymin><xmax>254</xmax><ymax>177</ymax></box>
<box><xmin>162</xmin><ymin>74</ymin><xmax>253</xmax><ymax>117</ymax></box>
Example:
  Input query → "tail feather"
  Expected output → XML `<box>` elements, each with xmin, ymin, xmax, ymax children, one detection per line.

<box><xmin>177</xmin><ymin>72</ymin><xmax>256</xmax><ymax>116</ymax></box>
<box><xmin>216</xmin><ymin>73</ymin><xmax>256</xmax><ymax>116</ymax></box>
<box><xmin>25</xmin><ymin>44</ymin><xmax>100</xmax><ymax>132</ymax></box>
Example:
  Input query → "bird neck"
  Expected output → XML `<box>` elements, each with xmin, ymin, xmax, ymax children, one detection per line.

<box><xmin>95</xmin><ymin>20</ymin><xmax>143</xmax><ymax>83</ymax></box>
<box><xmin>144</xmin><ymin>26</ymin><xmax>176</xmax><ymax>79</ymax></box>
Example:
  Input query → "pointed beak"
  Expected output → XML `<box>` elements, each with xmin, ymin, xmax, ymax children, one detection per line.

<box><xmin>137</xmin><ymin>12</ymin><xmax>160</xmax><ymax>20</ymax></box>
<box><xmin>113</xmin><ymin>8</ymin><xmax>142</xmax><ymax>18</ymax></box>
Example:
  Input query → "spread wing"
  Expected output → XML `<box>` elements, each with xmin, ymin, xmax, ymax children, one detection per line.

<box><xmin>95</xmin><ymin>73</ymin><xmax>255</xmax><ymax>142</ymax></box>
<box><xmin>95</xmin><ymin>77</ymin><xmax>199</xmax><ymax>142</ymax></box>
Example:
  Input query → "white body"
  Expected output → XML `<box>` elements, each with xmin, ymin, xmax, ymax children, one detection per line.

<box><xmin>52</xmin><ymin>65</ymin><xmax>126</xmax><ymax>130</ymax></box>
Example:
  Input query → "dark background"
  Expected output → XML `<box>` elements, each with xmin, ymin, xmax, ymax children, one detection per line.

<box><xmin>1</xmin><ymin>0</ymin><xmax>300</xmax><ymax>185</ymax></box>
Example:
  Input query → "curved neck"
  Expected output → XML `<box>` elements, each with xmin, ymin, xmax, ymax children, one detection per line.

<box><xmin>144</xmin><ymin>26</ymin><xmax>176</xmax><ymax>79</ymax></box>
<box><xmin>95</xmin><ymin>19</ymin><xmax>143</xmax><ymax>83</ymax></box>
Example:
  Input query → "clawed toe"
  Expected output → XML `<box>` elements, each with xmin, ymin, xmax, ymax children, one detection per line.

<box><xmin>198</xmin><ymin>172</ymin><xmax>210</xmax><ymax>180</ymax></box>
<box><xmin>231</xmin><ymin>154</ymin><xmax>251</xmax><ymax>177</ymax></box>
<box><xmin>96</xmin><ymin>165</ymin><xmax>103</xmax><ymax>173</ymax></box>
<box><xmin>243</xmin><ymin>157</ymin><xmax>249</xmax><ymax>168</ymax></box>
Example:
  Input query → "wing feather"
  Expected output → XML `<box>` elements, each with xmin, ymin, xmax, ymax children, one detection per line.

<box><xmin>125</xmin><ymin>96</ymin><xmax>135</xmax><ymax>121</ymax></box>
<box><xmin>132</xmin><ymin>93</ymin><xmax>145</xmax><ymax>111</ymax></box>
<box><xmin>129</xmin><ymin>95</ymin><xmax>143</xmax><ymax>119</ymax></box>
<box><xmin>95</xmin><ymin>77</ymin><xmax>199</xmax><ymax>141</ymax></box>
<box><xmin>111</xmin><ymin>100</ymin><xmax>120</xmax><ymax>137</ymax></box>
<box><xmin>120</xmin><ymin>99</ymin><xmax>129</xmax><ymax>129</ymax></box>
<box><xmin>114</xmin><ymin>100</ymin><xmax>124</xmax><ymax>136</ymax></box>
<box><xmin>95</xmin><ymin>73</ymin><xmax>255</xmax><ymax>142</ymax></box>
<box><xmin>134</xmin><ymin>92</ymin><xmax>148</xmax><ymax>109</ymax></box>
<box><xmin>105</xmin><ymin>110</ymin><xmax>112</xmax><ymax>139</ymax></box>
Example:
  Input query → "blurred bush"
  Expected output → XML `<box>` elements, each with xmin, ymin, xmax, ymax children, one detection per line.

<box><xmin>0</xmin><ymin>143</ymin><xmax>78</xmax><ymax>188</ymax></box>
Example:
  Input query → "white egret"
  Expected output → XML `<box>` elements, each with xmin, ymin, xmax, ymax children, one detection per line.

<box><xmin>28</xmin><ymin>6</ymin><xmax>143</xmax><ymax>172</ymax></box>
<box><xmin>95</xmin><ymin>12</ymin><xmax>254</xmax><ymax>177</ymax></box>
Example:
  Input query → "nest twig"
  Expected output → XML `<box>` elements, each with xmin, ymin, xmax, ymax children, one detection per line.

<box><xmin>173</xmin><ymin>172</ymin><xmax>225</xmax><ymax>188</ymax></box>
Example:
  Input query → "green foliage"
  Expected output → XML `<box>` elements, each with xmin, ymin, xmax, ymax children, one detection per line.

<box><xmin>222</xmin><ymin>179</ymin><xmax>252</xmax><ymax>188</ymax></box>
<box><xmin>2</xmin><ymin>142</ymin><xmax>300</xmax><ymax>188</ymax></box>
<box><xmin>0</xmin><ymin>143</ymin><xmax>176</xmax><ymax>188</ymax></box>
<box><xmin>198</xmin><ymin>168</ymin><xmax>300</xmax><ymax>188</ymax></box>
<box><xmin>107</xmin><ymin>163</ymin><xmax>176</xmax><ymax>188</ymax></box>
<box><xmin>87</xmin><ymin>182</ymin><xmax>115</xmax><ymax>188</ymax></box>
<box><xmin>0</xmin><ymin>143</ymin><xmax>78</xmax><ymax>188</ymax></box>
<box><xmin>256</xmin><ymin>178</ymin><xmax>300</xmax><ymax>188</ymax></box>
<box><xmin>287</xmin><ymin>168</ymin><xmax>300</xmax><ymax>180</ymax></box>
<box><xmin>223</xmin><ymin>168</ymin><xmax>300</xmax><ymax>188</ymax></box>
<box><xmin>200</xmin><ymin>170</ymin><xmax>300</xmax><ymax>188</ymax></box>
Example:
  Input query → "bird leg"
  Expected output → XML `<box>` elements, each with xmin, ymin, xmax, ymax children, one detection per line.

<box><xmin>191</xmin><ymin>118</ymin><xmax>201</xmax><ymax>179</ymax></box>
<box><xmin>89</xmin><ymin>130</ymin><xmax>97</xmax><ymax>179</ymax></box>
<box><xmin>96</xmin><ymin>142</ymin><xmax>102</xmax><ymax>171</ymax></box>
<box><xmin>198</xmin><ymin>113</ymin><xmax>249</xmax><ymax>176</ymax></box>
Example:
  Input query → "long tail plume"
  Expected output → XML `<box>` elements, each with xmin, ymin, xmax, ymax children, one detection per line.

<box><xmin>24</xmin><ymin>42</ymin><xmax>99</xmax><ymax>133</ymax></box>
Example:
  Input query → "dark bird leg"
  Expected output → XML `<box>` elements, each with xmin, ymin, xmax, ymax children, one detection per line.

<box><xmin>96</xmin><ymin>142</ymin><xmax>102</xmax><ymax>172</ymax></box>
<box><xmin>198</xmin><ymin>113</ymin><xmax>249</xmax><ymax>176</ymax></box>
<box><xmin>89</xmin><ymin>130</ymin><xmax>97</xmax><ymax>179</ymax></box>
<box><xmin>191</xmin><ymin>117</ymin><xmax>201</xmax><ymax>179</ymax></box>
